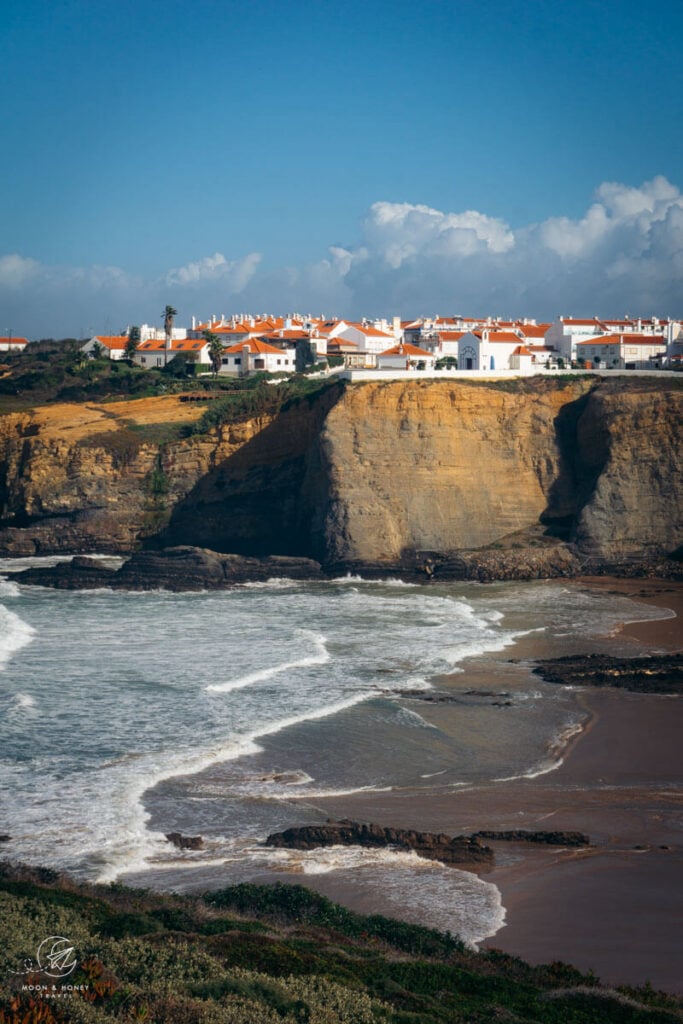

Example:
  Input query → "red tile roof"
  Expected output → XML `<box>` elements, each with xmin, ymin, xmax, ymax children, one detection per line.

<box><xmin>138</xmin><ymin>339</ymin><xmax>207</xmax><ymax>352</ymax></box>
<box><xmin>92</xmin><ymin>335</ymin><xmax>128</xmax><ymax>349</ymax></box>
<box><xmin>474</xmin><ymin>331</ymin><xmax>522</xmax><ymax>343</ymax></box>
<box><xmin>0</xmin><ymin>336</ymin><xmax>28</xmax><ymax>345</ymax></box>
<box><xmin>517</xmin><ymin>324</ymin><xmax>551</xmax><ymax>338</ymax></box>
<box><xmin>379</xmin><ymin>342</ymin><xmax>433</xmax><ymax>357</ymax></box>
<box><xmin>224</xmin><ymin>338</ymin><xmax>284</xmax><ymax>355</ymax></box>
<box><xmin>259</xmin><ymin>330</ymin><xmax>309</xmax><ymax>340</ymax></box>
<box><xmin>348</xmin><ymin>323</ymin><xmax>393</xmax><ymax>338</ymax></box>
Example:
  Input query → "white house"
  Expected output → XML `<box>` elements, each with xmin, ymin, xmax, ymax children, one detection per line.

<box><xmin>336</xmin><ymin>322</ymin><xmax>395</xmax><ymax>355</ymax></box>
<box><xmin>509</xmin><ymin>345</ymin><xmax>535</xmax><ymax>372</ymax></box>
<box><xmin>82</xmin><ymin>335</ymin><xmax>129</xmax><ymax>360</ymax></box>
<box><xmin>220</xmin><ymin>337</ymin><xmax>297</xmax><ymax>376</ymax></box>
<box><xmin>434</xmin><ymin>331</ymin><xmax>467</xmax><ymax>357</ymax></box>
<box><xmin>0</xmin><ymin>336</ymin><xmax>29</xmax><ymax>353</ymax></box>
<box><xmin>457</xmin><ymin>330</ymin><xmax>525</xmax><ymax>370</ymax></box>
<box><xmin>134</xmin><ymin>337</ymin><xmax>212</xmax><ymax>369</ymax></box>
<box><xmin>575</xmin><ymin>334</ymin><xmax>666</xmax><ymax>369</ymax></box>
<box><xmin>544</xmin><ymin>318</ymin><xmax>608</xmax><ymax>363</ymax></box>
<box><xmin>376</xmin><ymin>342</ymin><xmax>436</xmax><ymax>370</ymax></box>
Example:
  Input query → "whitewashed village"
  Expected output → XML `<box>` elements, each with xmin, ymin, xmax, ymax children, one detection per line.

<box><xmin>2</xmin><ymin>311</ymin><xmax>682</xmax><ymax>377</ymax></box>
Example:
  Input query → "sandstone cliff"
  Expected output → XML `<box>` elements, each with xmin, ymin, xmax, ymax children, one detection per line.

<box><xmin>0</xmin><ymin>396</ymin><xmax>280</xmax><ymax>554</ymax></box>
<box><xmin>0</xmin><ymin>378</ymin><xmax>680</xmax><ymax>571</ymax></box>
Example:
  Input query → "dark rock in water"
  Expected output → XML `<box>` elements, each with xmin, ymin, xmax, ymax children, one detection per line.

<box><xmin>0</xmin><ymin>834</ymin><xmax>11</xmax><ymax>842</ymax></box>
<box><xmin>10</xmin><ymin>546</ymin><xmax>325</xmax><ymax>592</ymax></box>
<box><xmin>533</xmin><ymin>653</ymin><xmax>683</xmax><ymax>694</ymax></box>
<box><xmin>115</xmin><ymin>547</ymin><xmax>324</xmax><ymax>590</ymax></box>
<box><xmin>264</xmin><ymin>818</ymin><xmax>494</xmax><ymax>868</ymax></box>
<box><xmin>166</xmin><ymin>832</ymin><xmax>204</xmax><ymax>850</ymax></box>
<box><xmin>9</xmin><ymin>556</ymin><xmax>117</xmax><ymax>589</ymax></box>
<box><xmin>393</xmin><ymin>689</ymin><xmax>464</xmax><ymax>704</ymax></box>
<box><xmin>473</xmin><ymin>830</ymin><xmax>589</xmax><ymax>846</ymax></box>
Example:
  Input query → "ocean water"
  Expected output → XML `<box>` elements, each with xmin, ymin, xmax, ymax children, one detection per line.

<box><xmin>0</xmin><ymin>560</ymin><xmax>666</xmax><ymax>946</ymax></box>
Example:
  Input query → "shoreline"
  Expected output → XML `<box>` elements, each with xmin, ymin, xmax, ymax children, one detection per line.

<box><xmin>3</xmin><ymin>568</ymin><xmax>681</xmax><ymax>991</ymax></box>
<box><xmin>291</xmin><ymin>578</ymin><xmax>683</xmax><ymax>993</ymax></box>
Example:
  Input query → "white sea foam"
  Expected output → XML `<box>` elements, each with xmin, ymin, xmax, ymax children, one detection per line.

<box><xmin>494</xmin><ymin>718</ymin><xmax>586</xmax><ymax>782</ymax></box>
<box><xmin>1</xmin><ymin>575</ymin><xmax>616</xmax><ymax>911</ymax></box>
<box><xmin>250</xmin><ymin>844</ymin><xmax>506</xmax><ymax>947</ymax></box>
<box><xmin>0</xmin><ymin>606</ymin><xmax>36</xmax><ymax>669</ymax></box>
<box><xmin>206</xmin><ymin>631</ymin><xmax>330</xmax><ymax>693</ymax></box>
<box><xmin>268</xmin><ymin>784</ymin><xmax>394</xmax><ymax>801</ymax></box>
<box><xmin>395</xmin><ymin>707</ymin><xmax>438</xmax><ymax>730</ymax></box>
<box><xmin>94</xmin><ymin>689</ymin><xmax>377</xmax><ymax>882</ymax></box>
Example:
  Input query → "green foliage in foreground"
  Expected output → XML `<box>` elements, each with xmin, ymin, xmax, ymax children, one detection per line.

<box><xmin>0</xmin><ymin>341</ymin><xmax>195</xmax><ymax>409</ymax></box>
<box><xmin>187</xmin><ymin>377</ymin><xmax>342</xmax><ymax>436</ymax></box>
<box><xmin>0</xmin><ymin>866</ymin><xmax>680</xmax><ymax>1024</ymax></box>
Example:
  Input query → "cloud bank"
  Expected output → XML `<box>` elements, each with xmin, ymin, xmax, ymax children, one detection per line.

<box><xmin>2</xmin><ymin>177</ymin><xmax>681</xmax><ymax>338</ymax></box>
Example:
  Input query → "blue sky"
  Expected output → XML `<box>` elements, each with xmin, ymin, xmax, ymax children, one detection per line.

<box><xmin>2</xmin><ymin>0</ymin><xmax>682</xmax><ymax>336</ymax></box>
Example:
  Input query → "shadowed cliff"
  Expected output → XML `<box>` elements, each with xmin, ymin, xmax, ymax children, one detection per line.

<box><xmin>160</xmin><ymin>376</ymin><xmax>682</xmax><ymax>568</ymax></box>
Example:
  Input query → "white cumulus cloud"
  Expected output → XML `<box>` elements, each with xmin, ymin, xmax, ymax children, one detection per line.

<box><xmin>2</xmin><ymin>177</ymin><xmax>682</xmax><ymax>337</ymax></box>
<box><xmin>164</xmin><ymin>251</ymin><xmax>261</xmax><ymax>291</ymax></box>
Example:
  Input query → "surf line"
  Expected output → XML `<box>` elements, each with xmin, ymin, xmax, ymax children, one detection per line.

<box><xmin>206</xmin><ymin>631</ymin><xmax>330</xmax><ymax>693</ymax></box>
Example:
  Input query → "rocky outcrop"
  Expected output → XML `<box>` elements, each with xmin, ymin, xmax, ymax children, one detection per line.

<box><xmin>533</xmin><ymin>653</ymin><xmax>683</xmax><ymax>694</ymax></box>
<box><xmin>166</xmin><ymin>832</ymin><xmax>204</xmax><ymax>850</ymax></box>
<box><xmin>1</xmin><ymin>379</ymin><xmax>681</xmax><ymax>573</ymax></box>
<box><xmin>9</xmin><ymin>546</ymin><xmax>324</xmax><ymax>591</ymax></box>
<box><xmin>264</xmin><ymin>819</ymin><xmax>494</xmax><ymax>868</ymax></box>
<box><xmin>472</xmin><ymin>830</ymin><xmax>589</xmax><ymax>846</ymax></box>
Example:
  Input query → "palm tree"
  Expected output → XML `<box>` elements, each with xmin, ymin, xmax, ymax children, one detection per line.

<box><xmin>203</xmin><ymin>331</ymin><xmax>224</xmax><ymax>376</ymax></box>
<box><xmin>161</xmin><ymin>306</ymin><xmax>177</xmax><ymax>345</ymax></box>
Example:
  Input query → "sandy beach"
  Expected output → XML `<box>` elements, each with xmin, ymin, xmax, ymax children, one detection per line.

<box><xmin>304</xmin><ymin>578</ymin><xmax>683</xmax><ymax>994</ymax></box>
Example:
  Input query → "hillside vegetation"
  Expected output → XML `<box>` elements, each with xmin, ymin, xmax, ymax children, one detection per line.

<box><xmin>0</xmin><ymin>865</ymin><xmax>680</xmax><ymax>1023</ymax></box>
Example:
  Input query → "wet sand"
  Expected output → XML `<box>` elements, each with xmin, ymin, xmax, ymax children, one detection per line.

<box><xmin>308</xmin><ymin>578</ymin><xmax>683</xmax><ymax>993</ymax></box>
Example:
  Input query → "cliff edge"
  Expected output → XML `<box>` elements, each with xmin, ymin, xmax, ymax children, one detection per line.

<box><xmin>0</xmin><ymin>377</ymin><xmax>680</xmax><ymax>573</ymax></box>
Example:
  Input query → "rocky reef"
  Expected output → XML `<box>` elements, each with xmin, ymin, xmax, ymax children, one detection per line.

<box><xmin>8</xmin><ymin>546</ymin><xmax>324</xmax><ymax>591</ymax></box>
<box><xmin>533</xmin><ymin>652</ymin><xmax>683</xmax><ymax>694</ymax></box>
<box><xmin>264</xmin><ymin>819</ymin><xmax>495</xmax><ymax>868</ymax></box>
<box><xmin>264</xmin><ymin>819</ymin><xmax>591</xmax><ymax>868</ymax></box>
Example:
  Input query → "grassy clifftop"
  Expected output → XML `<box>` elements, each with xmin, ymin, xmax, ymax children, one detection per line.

<box><xmin>0</xmin><ymin>864</ymin><xmax>680</xmax><ymax>1023</ymax></box>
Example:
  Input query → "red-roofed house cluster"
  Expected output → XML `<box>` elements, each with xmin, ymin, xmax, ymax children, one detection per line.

<box><xmin>76</xmin><ymin>311</ymin><xmax>682</xmax><ymax>375</ymax></box>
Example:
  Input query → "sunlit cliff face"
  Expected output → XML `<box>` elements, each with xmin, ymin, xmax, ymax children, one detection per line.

<box><xmin>0</xmin><ymin>380</ymin><xmax>681</xmax><ymax>567</ymax></box>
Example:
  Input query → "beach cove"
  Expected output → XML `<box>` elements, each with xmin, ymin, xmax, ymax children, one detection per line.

<box><xmin>1</xmin><ymin>566</ymin><xmax>681</xmax><ymax>994</ymax></box>
<box><xmin>286</xmin><ymin>580</ymin><xmax>683</xmax><ymax>993</ymax></box>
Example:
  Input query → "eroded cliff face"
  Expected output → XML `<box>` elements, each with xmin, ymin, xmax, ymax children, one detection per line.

<box><xmin>164</xmin><ymin>377</ymin><xmax>682</xmax><ymax>568</ymax></box>
<box><xmin>1</xmin><ymin>378</ymin><xmax>681</xmax><ymax>569</ymax></box>
<box><xmin>573</xmin><ymin>386</ymin><xmax>683</xmax><ymax>561</ymax></box>
<box><xmin>316</xmin><ymin>379</ymin><xmax>590</xmax><ymax>562</ymax></box>
<box><xmin>0</xmin><ymin>397</ymin><xmax>279</xmax><ymax>554</ymax></box>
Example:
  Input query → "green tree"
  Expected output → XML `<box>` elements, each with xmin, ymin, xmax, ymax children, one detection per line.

<box><xmin>203</xmin><ymin>331</ymin><xmax>224</xmax><ymax>376</ymax></box>
<box><xmin>125</xmin><ymin>326</ymin><xmax>141</xmax><ymax>362</ymax></box>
